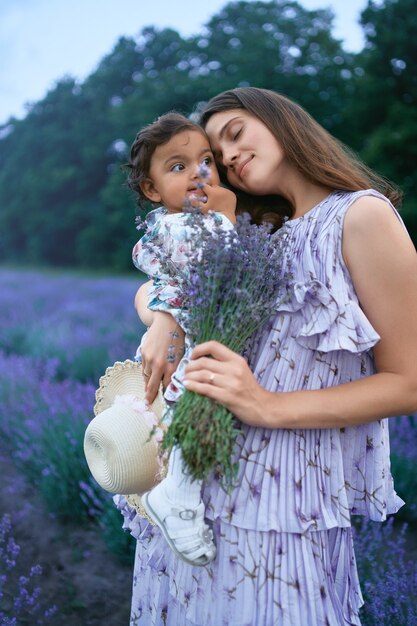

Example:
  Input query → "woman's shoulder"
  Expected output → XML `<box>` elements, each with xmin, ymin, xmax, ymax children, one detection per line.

<box><xmin>329</xmin><ymin>189</ymin><xmax>394</xmax><ymax>218</ymax></box>
<box><xmin>342</xmin><ymin>192</ymin><xmax>413</xmax><ymax>270</ymax></box>
<box><xmin>330</xmin><ymin>190</ymin><xmax>407</xmax><ymax>249</ymax></box>
<box><xmin>342</xmin><ymin>192</ymin><xmax>398</xmax><ymax>228</ymax></box>
<box><xmin>314</xmin><ymin>189</ymin><xmax>401</xmax><ymax>236</ymax></box>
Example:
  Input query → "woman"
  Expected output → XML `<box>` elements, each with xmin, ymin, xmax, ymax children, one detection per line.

<box><xmin>118</xmin><ymin>88</ymin><xmax>417</xmax><ymax>626</ymax></box>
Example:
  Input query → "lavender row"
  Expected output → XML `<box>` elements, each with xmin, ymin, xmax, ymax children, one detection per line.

<box><xmin>2</xmin><ymin>267</ymin><xmax>416</xmax><ymax>517</ymax></box>
<box><xmin>0</xmin><ymin>267</ymin><xmax>143</xmax><ymax>382</ymax></box>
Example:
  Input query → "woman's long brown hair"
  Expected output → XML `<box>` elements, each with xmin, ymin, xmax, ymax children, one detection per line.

<box><xmin>199</xmin><ymin>88</ymin><xmax>402</xmax><ymax>225</ymax></box>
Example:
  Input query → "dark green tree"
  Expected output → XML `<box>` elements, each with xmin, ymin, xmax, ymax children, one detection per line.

<box><xmin>344</xmin><ymin>0</ymin><xmax>417</xmax><ymax>240</ymax></box>
<box><xmin>2</xmin><ymin>0</ymin><xmax>414</xmax><ymax>268</ymax></box>
<box><xmin>0</xmin><ymin>78</ymin><xmax>95</xmax><ymax>265</ymax></box>
<box><xmin>186</xmin><ymin>0</ymin><xmax>356</xmax><ymax>135</ymax></box>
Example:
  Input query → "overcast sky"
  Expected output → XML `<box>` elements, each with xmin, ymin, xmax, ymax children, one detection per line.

<box><xmin>0</xmin><ymin>0</ymin><xmax>368</xmax><ymax>126</ymax></box>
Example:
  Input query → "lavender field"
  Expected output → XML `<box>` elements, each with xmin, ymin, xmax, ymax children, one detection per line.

<box><xmin>0</xmin><ymin>267</ymin><xmax>416</xmax><ymax>625</ymax></box>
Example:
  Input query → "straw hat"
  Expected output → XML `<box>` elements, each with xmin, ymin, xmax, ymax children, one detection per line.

<box><xmin>84</xmin><ymin>360</ymin><xmax>166</xmax><ymax>496</ymax></box>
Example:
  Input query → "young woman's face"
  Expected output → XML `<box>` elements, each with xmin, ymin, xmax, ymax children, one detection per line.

<box><xmin>205</xmin><ymin>109</ymin><xmax>285</xmax><ymax>196</ymax></box>
<box><xmin>142</xmin><ymin>130</ymin><xmax>220</xmax><ymax>213</ymax></box>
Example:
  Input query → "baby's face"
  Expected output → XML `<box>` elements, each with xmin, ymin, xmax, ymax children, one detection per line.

<box><xmin>142</xmin><ymin>130</ymin><xmax>220</xmax><ymax>213</ymax></box>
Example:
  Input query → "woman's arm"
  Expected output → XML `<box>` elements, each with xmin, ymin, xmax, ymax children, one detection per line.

<box><xmin>183</xmin><ymin>197</ymin><xmax>417</xmax><ymax>428</ymax></box>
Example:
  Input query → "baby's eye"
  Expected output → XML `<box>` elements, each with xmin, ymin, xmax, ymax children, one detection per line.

<box><xmin>202</xmin><ymin>156</ymin><xmax>213</xmax><ymax>166</ymax></box>
<box><xmin>171</xmin><ymin>163</ymin><xmax>185</xmax><ymax>172</ymax></box>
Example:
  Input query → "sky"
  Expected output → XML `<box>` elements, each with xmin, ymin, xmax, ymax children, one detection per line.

<box><xmin>0</xmin><ymin>0</ymin><xmax>368</xmax><ymax>127</ymax></box>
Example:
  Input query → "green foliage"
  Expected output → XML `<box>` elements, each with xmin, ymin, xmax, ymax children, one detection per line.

<box><xmin>389</xmin><ymin>414</ymin><xmax>417</xmax><ymax>523</ymax></box>
<box><xmin>0</xmin><ymin>0</ymin><xmax>416</xmax><ymax>267</ymax></box>
<box><xmin>190</xmin><ymin>0</ymin><xmax>355</xmax><ymax>133</ymax></box>
<box><xmin>391</xmin><ymin>453</ymin><xmax>417</xmax><ymax>522</ymax></box>
<box><xmin>163</xmin><ymin>391</ymin><xmax>241</xmax><ymax>485</ymax></box>
<box><xmin>343</xmin><ymin>0</ymin><xmax>417</xmax><ymax>230</ymax></box>
<box><xmin>37</xmin><ymin>412</ymin><xmax>93</xmax><ymax>520</ymax></box>
<box><xmin>98</xmin><ymin>501</ymin><xmax>136</xmax><ymax>565</ymax></box>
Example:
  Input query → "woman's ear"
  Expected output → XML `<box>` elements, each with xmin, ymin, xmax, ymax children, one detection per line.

<box><xmin>140</xmin><ymin>179</ymin><xmax>161</xmax><ymax>203</ymax></box>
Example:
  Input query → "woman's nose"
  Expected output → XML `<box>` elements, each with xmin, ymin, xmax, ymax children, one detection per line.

<box><xmin>222</xmin><ymin>147</ymin><xmax>238</xmax><ymax>168</ymax></box>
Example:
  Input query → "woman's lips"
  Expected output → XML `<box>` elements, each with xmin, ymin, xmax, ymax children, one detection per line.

<box><xmin>237</xmin><ymin>156</ymin><xmax>253</xmax><ymax>178</ymax></box>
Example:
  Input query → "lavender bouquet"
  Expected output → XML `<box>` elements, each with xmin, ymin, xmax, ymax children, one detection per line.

<box><xmin>157</xmin><ymin>202</ymin><xmax>289</xmax><ymax>487</ymax></box>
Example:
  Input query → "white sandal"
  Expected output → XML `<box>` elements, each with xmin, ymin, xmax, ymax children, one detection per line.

<box><xmin>141</xmin><ymin>490</ymin><xmax>216</xmax><ymax>566</ymax></box>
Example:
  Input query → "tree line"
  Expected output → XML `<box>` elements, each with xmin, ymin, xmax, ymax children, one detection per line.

<box><xmin>0</xmin><ymin>0</ymin><xmax>415</xmax><ymax>271</ymax></box>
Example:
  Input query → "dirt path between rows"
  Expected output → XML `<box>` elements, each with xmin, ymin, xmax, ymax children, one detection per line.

<box><xmin>0</xmin><ymin>445</ymin><xmax>133</xmax><ymax>625</ymax></box>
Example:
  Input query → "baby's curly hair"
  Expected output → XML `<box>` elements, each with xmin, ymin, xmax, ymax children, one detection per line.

<box><xmin>124</xmin><ymin>112</ymin><xmax>208</xmax><ymax>209</ymax></box>
<box><xmin>125</xmin><ymin>109</ymin><xmax>286</xmax><ymax>231</ymax></box>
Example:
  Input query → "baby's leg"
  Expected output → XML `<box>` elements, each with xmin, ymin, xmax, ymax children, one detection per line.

<box><xmin>141</xmin><ymin>446</ymin><xmax>216</xmax><ymax>566</ymax></box>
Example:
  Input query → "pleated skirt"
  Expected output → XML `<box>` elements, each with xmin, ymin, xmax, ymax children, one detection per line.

<box><xmin>115</xmin><ymin>497</ymin><xmax>363</xmax><ymax>626</ymax></box>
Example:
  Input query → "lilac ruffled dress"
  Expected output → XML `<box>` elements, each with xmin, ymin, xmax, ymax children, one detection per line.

<box><xmin>115</xmin><ymin>190</ymin><xmax>404</xmax><ymax>626</ymax></box>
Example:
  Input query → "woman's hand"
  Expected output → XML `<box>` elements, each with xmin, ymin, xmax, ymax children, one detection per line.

<box><xmin>141</xmin><ymin>311</ymin><xmax>185</xmax><ymax>403</ymax></box>
<box><xmin>184</xmin><ymin>340</ymin><xmax>273</xmax><ymax>427</ymax></box>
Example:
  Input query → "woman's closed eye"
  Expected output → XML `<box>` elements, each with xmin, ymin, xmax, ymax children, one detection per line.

<box><xmin>232</xmin><ymin>127</ymin><xmax>242</xmax><ymax>141</ymax></box>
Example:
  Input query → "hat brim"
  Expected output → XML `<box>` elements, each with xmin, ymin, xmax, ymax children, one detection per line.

<box><xmin>85</xmin><ymin>360</ymin><xmax>166</xmax><ymax>501</ymax></box>
<box><xmin>94</xmin><ymin>359</ymin><xmax>165</xmax><ymax>419</ymax></box>
<box><xmin>84</xmin><ymin>395</ymin><xmax>163</xmax><ymax>495</ymax></box>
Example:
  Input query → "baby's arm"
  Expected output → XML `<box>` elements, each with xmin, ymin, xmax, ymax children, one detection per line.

<box><xmin>135</xmin><ymin>280</ymin><xmax>154</xmax><ymax>326</ymax></box>
<box><xmin>132</xmin><ymin>215</ymin><xmax>182</xmax><ymax>324</ymax></box>
<box><xmin>133</xmin><ymin>218</ymin><xmax>186</xmax><ymax>401</ymax></box>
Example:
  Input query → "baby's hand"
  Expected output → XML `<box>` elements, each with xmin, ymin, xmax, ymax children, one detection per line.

<box><xmin>201</xmin><ymin>184</ymin><xmax>237</xmax><ymax>224</ymax></box>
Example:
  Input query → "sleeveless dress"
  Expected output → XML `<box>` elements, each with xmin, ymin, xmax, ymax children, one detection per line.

<box><xmin>115</xmin><ymin>189</ymin><xmax>404</xmax><ymax>626</ymax></box>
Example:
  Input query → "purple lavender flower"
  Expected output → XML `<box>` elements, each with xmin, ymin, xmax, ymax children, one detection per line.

<box><xmin>0</xmin><ymin>515</ymin><xmax>56</xmax><ymax>623</ymax></box>
<box><xmin>354</xmin><ymin>517</ymin><xmax>417</xmax><ymax>625</ymax></box>
<box><xmin>196</xmin><ymin>162</ymin><xmax>211</xmax><ymax>190</ymax></box>
<box><xmin>162</xmin><ymin>210</ymin><xmax>289</xmax><ymax>484</ymax></box>
<box><xmin>197</xmin><ymin>162</ymin><xmax>211</xmax><ymax>180</ymax></box>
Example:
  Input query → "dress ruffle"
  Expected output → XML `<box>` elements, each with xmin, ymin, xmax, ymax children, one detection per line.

<box><xmin>203</xmin><ymin>422</ymin><xmax>403</xmax><ymax>534</ymax></box>
<box><xmin>114</xmin><ymin>495</ymin><xmax>364</xmax><ymax>626</ymax></box>
<box><xmin>277</xmin><ymin>278</ymin><xmax>380</xmax><ymax>354</ymax></box>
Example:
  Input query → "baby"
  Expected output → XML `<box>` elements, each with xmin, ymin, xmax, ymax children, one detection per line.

<box><xmin>126</xmin><ymin>112</ymin><xmax>236</xmax><ymax>566</ymax></box>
